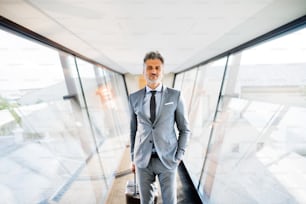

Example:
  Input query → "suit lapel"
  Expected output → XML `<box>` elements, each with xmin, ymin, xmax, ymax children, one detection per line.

<box><xmin>136</xmin><ymin>88</ymin><xmax>150</xmax><ymax>122</ymax></box>
<box><xmin>154</xmin><ymin>86</ymin><xmax>168</xmax><ymax>124</ymax></box>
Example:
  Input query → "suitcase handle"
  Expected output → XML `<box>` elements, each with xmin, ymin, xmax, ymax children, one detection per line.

<box><xmin>133</xmin><ymin>173</ymin><xmax>137</xmax><ymax>196</ymax></box>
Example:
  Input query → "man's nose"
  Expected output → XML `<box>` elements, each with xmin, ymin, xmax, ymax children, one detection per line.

<box><xmin>151</xmin><ymin>68</ymin><xmax>158</xmax><ymax>73</ymax></box>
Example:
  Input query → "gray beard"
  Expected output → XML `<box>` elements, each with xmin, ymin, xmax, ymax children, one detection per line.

<box><xmin>146</xmin><ymin>78</ymin><xmax>162</xmax><ymax>85</ymax></box>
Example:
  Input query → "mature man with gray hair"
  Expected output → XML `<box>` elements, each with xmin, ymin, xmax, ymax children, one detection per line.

<box><xmin>129</xmin><ymin>51</ymin><xmax>191</xmax><ymax>204</ymax></box>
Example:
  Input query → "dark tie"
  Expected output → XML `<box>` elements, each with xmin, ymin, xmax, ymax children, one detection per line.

<box><xmin>150</xmin><ymin>91</ymin><xmax>156</xmax><ymax>123</ymax></box>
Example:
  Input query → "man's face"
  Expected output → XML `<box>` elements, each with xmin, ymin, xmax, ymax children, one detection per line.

<box><xmin>144</xmin><ymin>59</ymin><xmax>163</xmax><ymax>86</ymax></box>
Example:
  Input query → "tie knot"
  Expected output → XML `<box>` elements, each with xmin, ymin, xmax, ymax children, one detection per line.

<box><xmin>151</xmin><ymin>91</ymin><xmax>156</xmax><ymax>96</ymax></box>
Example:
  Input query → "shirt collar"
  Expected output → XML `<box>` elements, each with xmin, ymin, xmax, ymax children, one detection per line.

<box><xmin>146</xmin><ymin>84</ymin><xmax>163</xmax><ymax>93</ymax></box>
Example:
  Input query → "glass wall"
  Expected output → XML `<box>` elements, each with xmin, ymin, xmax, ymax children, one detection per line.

<box><xmin>0</xmin><ymin>28</ymin><xmax>129</xmax><ymax>203</ymax></box>
<box><xmin>179</xmin><ymin>69</ymin><xmax>197</xmax><ymax>111</ymax></box>
<box><xmin>175</xmin><ymin>26</ymin><xmax>306</xmax><ymax>203</ymax></box>
<box><xmin>182</xmin><ymin>58</ymin><xmax>227</xmax><ymax>188</ymax></box>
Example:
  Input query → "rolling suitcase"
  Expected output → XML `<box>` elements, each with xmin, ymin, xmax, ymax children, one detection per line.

<box><xmin>125</xmin><ymin>173</ymin><xmax>158</xmax><ymax>204</ymax></box>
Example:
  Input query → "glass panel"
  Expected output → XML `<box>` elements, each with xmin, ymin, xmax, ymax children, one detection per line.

<box><xmin>201</xmin><ymin>27</ymin><xmax>306</xmax><ymax>204</ymax></box>
<box><xmin>0</xmin><ymin>29</ymin><xmax>100</xmax><ymax>203</ymax></box>
<box><xmin>75</xmin><ymin>59</ymin><xmax>128</xmax><ymax>188</ymax></box>
<box><xmin>0</xmin><ymin>28</ymin><xmax>130</xmax><ymax>204</ymax></box>
<box><xmin>55</xmin><ymin>54</ymin><xmax>108</xmax><ymax>203</ymax></box>
<box><xmin>103</xmin><ymin>69</ymin><xmax>129</xmax><ymax>138</ymax></box>
<box><xmin>75</xmin><ymin>59</ymin><xmax>107</xmax><ymax>145</ymax></box>
<box><xmin>180</xmin><ymin>69</ymin><xmax>197</xmax><ymax>110</ymax></box>
<box><xmin>184</xmin><ymin>58</ymin><xmax>227</xmax><ymax>188</ymax></box>
<box><xmin>173</xmin><ymin>73</ymin><xmax>184</xmax><ymax>90</ymax></box>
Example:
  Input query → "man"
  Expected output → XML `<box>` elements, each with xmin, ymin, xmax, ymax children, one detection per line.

<box><xmin>128</xmin><ymin>51</ymin><xmax>191</xmax><ymax>204</ymax></box>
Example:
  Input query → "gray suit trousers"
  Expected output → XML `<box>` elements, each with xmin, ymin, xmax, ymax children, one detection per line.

<box><xmin>136</xmin><ymin>156</ymin><xmax>178</xmax><ymax>204</ymax></box>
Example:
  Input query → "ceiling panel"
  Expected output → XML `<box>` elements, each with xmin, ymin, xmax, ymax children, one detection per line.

<box><xmin>0</xmin><ymin>0</ymin><xmax>305</xmax><ymax>74</ymax></box>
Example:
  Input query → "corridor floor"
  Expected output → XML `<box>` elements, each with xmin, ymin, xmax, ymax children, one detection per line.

<box><xmin>105</xmin><ymin>146</ymin><xmax>202</xmax><ymax>204</ymax></box>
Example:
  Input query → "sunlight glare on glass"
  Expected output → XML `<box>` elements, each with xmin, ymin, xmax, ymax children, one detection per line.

<box><xmin>0</xmin><ymin>29</ymin><xmax>64</xmax><ymax>91</ymax></box>
<box><xmin>241</xmin><ymin>27</ymin><xmax>306</xmax><ymax>65</ymax></box>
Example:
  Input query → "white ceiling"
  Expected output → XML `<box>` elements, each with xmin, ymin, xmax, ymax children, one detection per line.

<box><xmin>0</xmin><ymin>0</ymin><xmax>305</xmax><ymax>74</ymax></box>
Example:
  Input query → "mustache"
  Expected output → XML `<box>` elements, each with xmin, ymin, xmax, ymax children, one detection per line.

<box><xmin>146</xmin><ymin>75</ymin><xmax>161</xmax><ymax>83</ymax></box>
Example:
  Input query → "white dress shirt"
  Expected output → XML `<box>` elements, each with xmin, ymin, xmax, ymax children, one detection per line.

<box><xmin>143</xmin><ymin>84</ymin><xmax>163</xmax><ymax>121</ymax></box>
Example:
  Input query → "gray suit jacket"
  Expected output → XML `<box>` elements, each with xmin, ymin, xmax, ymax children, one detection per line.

<box><xmin>129</xmin><ymin>86</ymin><xmax>191</xmax><ymax>169</ymax></box>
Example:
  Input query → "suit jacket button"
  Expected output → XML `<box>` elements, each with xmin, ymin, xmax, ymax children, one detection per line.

<box><xmin>152</xmin><ymin>126</ymin><xmax>155</xmax><ymax>129</ymax></box>
<box><xmin>149</xmin><ymin>140</ymin><xmax>152</xmax><ymax>143</ymax></box>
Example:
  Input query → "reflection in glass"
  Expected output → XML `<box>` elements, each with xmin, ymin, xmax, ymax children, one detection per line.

<box><xmin>0</xmin><ymin>29</ymin><xmax>89</xmax><ymax>202</ymax></box>
<box><xmin>0</xmin><ymin>28</ymin><xmax>129</xmax><ymax>203</ymax></box>
<box><xmin>183</xmin><ymin>58</ymin><xmax>227</xmax><ymax>189</ymax></box>
<box><xmin>201</xmin><ymin>27</ymin><xmax>306</xmax><ymax>204</ymax></box>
